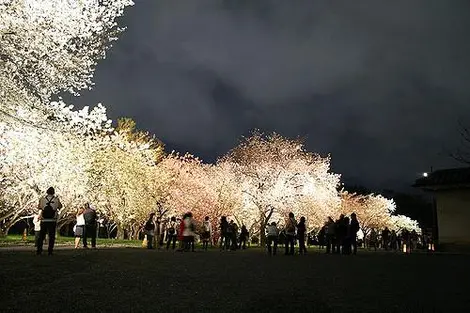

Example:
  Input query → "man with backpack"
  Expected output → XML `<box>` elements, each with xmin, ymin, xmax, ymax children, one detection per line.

<box><xmin>83</xmin><ymin>203</ymin><xmax>98</xmax><ymax>249</ymax></box>
<box><xmin>36</xmin><ymin>187</ymin><xmax>62</xmax><ymax>255</ymax></box>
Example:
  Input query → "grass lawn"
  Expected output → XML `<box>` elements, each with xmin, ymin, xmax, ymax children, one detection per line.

<box><xmin>0</xmin><ymin>234</ymin><xmax>142</xmax><ymax>247</ymax></box>
<box><xmin>1</xmin><ymin>246</ymin><xmax>469</xmax><ymax>313</ymax></box>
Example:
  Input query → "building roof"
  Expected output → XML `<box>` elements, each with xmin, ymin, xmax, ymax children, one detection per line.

<box><xmin>414</xmin><ymin>167</ymin><xmax>470</xmax><ymax>190</ymax></box>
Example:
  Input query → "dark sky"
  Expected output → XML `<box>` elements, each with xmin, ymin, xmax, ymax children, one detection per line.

<box><xmin>73</xmin><ymin>0</ymin><xmax>470</xmax><ymax>191</ymax></box>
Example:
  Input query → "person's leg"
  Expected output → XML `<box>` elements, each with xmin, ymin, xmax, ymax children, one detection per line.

<box><xmin>147</xmin><ymin>234</ymin><xmax>153</xmax><ymax>249</ymax></box>
<box><xmin>172</xmin><ymin>235</ymin><xmax>177</xmax><ymax>250</ymax></box>
<box><xmin>300</xmin><ymin>236</ymin><xmax>306</xmax><ymax>254</ymax></box>
<box><xmin>34</xmin><ymin>231</ymin><xmax>40</xmax><ymax>248</ymax></box>
<box><xmin>37</xmin><ymin>223</ymin><xmax>47</xmax><ymax>255</ymax></box>
<box><xmin>191</xmin><ymin>236</ymin><xmax>195</xmax><ymax>252</ymax></box>
<box><xmin>285</xmin><ymin>235</ymin><xmax>289</xmax><ymax>255</ymax></box>
<box><xmin>267</xmin><ymin>236</ymin><xmax>273</xmax><ymax>255</ymax></box>
<box><xmin>273</xmin><ymin>237</ymin><xmax>278</xmax><ymax>255</ymax></box>
<box><xmin>290</xmin><ymin>235</ymin><xmax>295</xmax><ymax>255</ymax></box>
<box><xmin>47</xmin><ymin>222</ymin><xmax>56</xmax><ymax>255</ymax></box>
<box><xmin>83</xmin><ymin>225</ymin><xmax>88</xmax><ymax>248</ymax></box>
<box><xmin>91</xmin><ymin>225</ymin><xmax>97</xmax><ymax>248</ymax></box>
<box><xmin>224</xmin><ymin>235</ymin><xmax>230</xmax><ymax>250</ymax></box>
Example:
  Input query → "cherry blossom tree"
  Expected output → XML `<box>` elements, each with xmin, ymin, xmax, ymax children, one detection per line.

<box><xmin>0</xmin><ymin>103</ymin><xmax>113</xmax><ymax>235</ymax></box>
<box><xmin>0</xmin><ymin>0</ymin><xmax>133</xmax><ymax>120</ymax></box>
<box><xmin>388</xmin><ymin>214</ymin><xmax>421</xmax><ymax>233</ymax></box>
<box><xmin>220</xmin><ymin>132</ymin><xmax>341</xmax><ymax>244</ymax></box>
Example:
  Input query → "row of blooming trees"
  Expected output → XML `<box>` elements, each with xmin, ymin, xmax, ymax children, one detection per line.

<box><xmin>0</xmin><ymin>113</ymin><xmax>421</xmax><ymax>238</ymax></box>
<box><xmin>0</xmin><ymin>0</ymin><xmax>420</xmax><ymax>238</ymax></box>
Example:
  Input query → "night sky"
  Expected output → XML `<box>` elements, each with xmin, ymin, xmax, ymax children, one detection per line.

<box><xmin>73</xmin><ymin>0</ymin><xmax>470</xmax><ymax>191</ymax></box>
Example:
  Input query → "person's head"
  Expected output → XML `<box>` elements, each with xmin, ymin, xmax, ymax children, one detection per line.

<box><xmin>351</xmin><ymin>213</ymin><xmax>356</xmax><ymax>219</ymax></box>
<box><xmin>149</xmin><ymin>212</ymin><xmax>155</xmax><ymax>219</ymax></box>
<box><xmin>221</xmin><ymin>216</ymin><xmax>226</xmax><ymax>222</ymax></box>
<box><xmin>271</xmin><ymin>222</ymin><xmax>277</xmax><ymax>226</ymax></box>
<box><xmin>288</xmin><ymin>212</ymin><xmax>294</xmax><ymax>218</ymax></box>
<box><xmin>171</xmin><ymin>216</ymin><xmax>176</xmax><ymax>222</ymax></box>
<box><xmin>205</xmin><ymin>216</ymin><xmax>209</xmax><ymax>221</ymax></box>
<box><xmin>187</xmin><ymin>212</ymin><xmax>193</xmax><ymax>218</ymax></box>
<box><xmin>339</xmin><ymin>214</ymin><xmax>345</xmax><ymax>219</ymax></box>
<box><xmin>328</xmin><ymin>216</ymin><xmax>334</xmax><ymax>223</ymax></box>
<box><xmin>300</xmin><ymin>216</ymin><xmax>306</xmax><ymax>223</ymax></box>
<box><xmin>46</xmin><ymin>187</ymin><xmax>55</xmax><ymax>195</ymax></box>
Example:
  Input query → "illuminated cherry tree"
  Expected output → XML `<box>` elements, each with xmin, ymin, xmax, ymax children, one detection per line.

<box><xmin>221</xmin><ymin>132</ymin><xmax>341</xmax><ymax>244</ymax></box>
<box><xmin>0</xmin><ymin>0</ymin><xmax>133</xmax><ymax>120</ymax></box>
<box><xmin>389</xmin><ymin>214</ymin><xmax>421</xmax><ymax>233</ymax></box>
<box><xmin>340</xmin><ymin>191</ymin><xmax>409</xmax><ymax>236</ymax></box>
<box><xmin>87</xmin><ymin>121</ymin><xmax>163</xmax><ymax>239</ymax></box>
<box><xmin>0</xmin><ymin>103</ymin><xmax>113</xmax><ymax>234</ymax></box>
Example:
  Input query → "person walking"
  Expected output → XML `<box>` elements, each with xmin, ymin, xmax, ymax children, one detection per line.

<box><xmin>36</xmin><ymin>187</ymin><xmax>62</xmax><ymax>255</ymax></box>
<box><xmin>74</xmin><ymin>207</ymin><xmax>86</xmax><ymax>249</ymax></box>
<box><xmin>284</xmin><ymin>212</ymin><xmax>297</xmax><ymax>255</ymax></box>
<box><xmin>83</xmin><ymin>203</ymin><xmax>97</xmax><ymax>249</ymax></box>
<box><xmin>297</xmin><ymin>216</ymin><xmax>307</xmax><ymax>255</ymax></box>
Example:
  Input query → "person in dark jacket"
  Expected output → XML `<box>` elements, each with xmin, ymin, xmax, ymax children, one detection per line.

<box><xmin>239</xmin><ymin>225</ymin><xmax>249</xmax><ymax>249</ymax></box>
<box><xmin>297</xmin><ymin>216</ymin><xmax>307</xmax><ymax>255</ymax></box>
<box><xmin>83</xmin><ymin>203</ymin><xmax>98</xmax><ymax>249</ymax></box>
<box><xmin>349</xmin><ymin>213</ymin><xmax>360</xmax><ymax>255</ymax></box>
<box><xmin>335</xmin><ymin>214</ymin><xmax>346</xmax><ymax>254</ymax></box>
<box><xmin>325</xmin><ymin>217</ymin><xmax>336</xmax><ymax>254</ymax></box>
<box><xmin>341</xmin><ymin>216</ymin><xmax>351</xmax><ymax>255</ymax></box>
<box><xmin>220</xmin><ymin>216</ymin><xmax>229</xmax><ymax>250</ymax></box>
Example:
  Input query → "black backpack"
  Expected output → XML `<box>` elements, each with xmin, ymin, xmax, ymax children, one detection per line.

<box><xmin>42</xmin><ymin>196</ymin><xmax>55</xmax><ymax>219</ymax></box>
<box><xmin>84</xmin><ymin>209</ymin><xmax>97</xmax><ymax>224</ymax></box>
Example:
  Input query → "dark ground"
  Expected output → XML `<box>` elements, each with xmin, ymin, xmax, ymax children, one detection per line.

<box><xmin>1</xmin><ymin>247</ymin><xmax>469</xmax><ymax>313</ymax></box>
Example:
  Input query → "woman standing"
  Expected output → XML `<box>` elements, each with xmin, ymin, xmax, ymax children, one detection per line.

<box><xmin>74</xmin><ymin>207</ymin><xmax>86</xmax><ymax>249</ymax></box>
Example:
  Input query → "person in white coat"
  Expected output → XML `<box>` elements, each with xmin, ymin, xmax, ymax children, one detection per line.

<box><xmin>183</xmin><ymin>212</ymin><xmax>196</xmax><ymax>252</ymax></box>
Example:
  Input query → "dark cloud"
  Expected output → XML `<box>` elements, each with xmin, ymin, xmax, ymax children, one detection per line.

<box><xmin>73</xmin><ymin>0</ymin><xmax>470</xmax><ymax>190</ymax></box>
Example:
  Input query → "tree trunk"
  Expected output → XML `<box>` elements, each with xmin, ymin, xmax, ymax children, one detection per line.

<box><xmin>259</xmin><ymin>207</ymin><xmax>274</xmax><ymax>247</ymax></box>
<box><xmin>260</xmin><ymin>222</ymin><xmax>267</xmax><ymax>247</ymax></box>
<box><xmin>116</xmin><ymin>224</ymin><xmax>125</xmax><ymax>240</ymax></box>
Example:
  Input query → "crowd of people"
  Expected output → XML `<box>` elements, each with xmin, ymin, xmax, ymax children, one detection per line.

<box><xmin>33</xmin><ymin>187</ymin><xmax>431</xmax><ymax>256</ymax></box>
